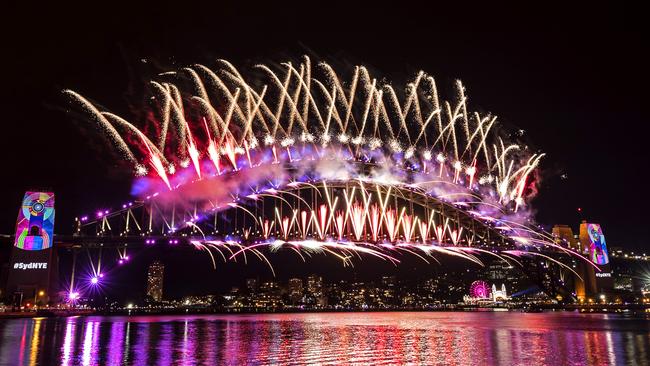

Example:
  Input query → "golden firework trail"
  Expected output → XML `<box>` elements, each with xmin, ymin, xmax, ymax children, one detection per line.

<box><xmin>66</xmin><ymin>56</ymin><xmax>599</xmax><ymax>282</ymax></box>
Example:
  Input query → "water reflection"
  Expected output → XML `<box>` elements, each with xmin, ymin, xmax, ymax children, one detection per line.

<box><xmin>0</xmin><ymin>312</ymin><xmax>649</xmax><ymax>365</ymax></box>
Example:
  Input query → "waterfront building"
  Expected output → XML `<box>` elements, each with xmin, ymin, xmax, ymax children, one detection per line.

<box><xmin>491</xmin><ymin>284</ymin><xmax>509</xmax><ymax>302</ymax></box>
<box><xmin>255</xmin><ymin>281</ymin><xmax>283</xmax><ymax>309</ymax></box>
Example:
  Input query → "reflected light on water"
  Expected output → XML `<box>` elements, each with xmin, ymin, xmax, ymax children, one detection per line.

<box><xmin>106</xmin><ymin>321</ymin><xmax>124</xmax><ymax>365</ymax></box>
<box><xmin>61</xmin><ymin>319</ymin><xmax>75</xmax><ymax>366</ymax></box>
<box><xmin>28</xmin><ymin>318</ymin><xmax>42</xmax><ymax>366</ymax></box>
<box><xmin>1</xmin><ymin>312</ymin><xmax>650</xmax><ymax>365</ymax></box>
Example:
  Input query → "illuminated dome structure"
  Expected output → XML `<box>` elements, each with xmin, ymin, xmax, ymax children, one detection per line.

<box><xmin>66</xmin><ymin>56</ymin><xmax>598</xmax><ymax>297</ymax></box>
<box><xmin>491</xmin><ymin>283</ymin><xmax>509</xmax><ymax>302</ymax></box>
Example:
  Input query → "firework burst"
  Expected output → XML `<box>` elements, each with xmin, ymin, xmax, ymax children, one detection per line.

<box><xmin>67</xmin><ymin>56</ymin><xmax>594</xmax><ymax>278</ymax></box>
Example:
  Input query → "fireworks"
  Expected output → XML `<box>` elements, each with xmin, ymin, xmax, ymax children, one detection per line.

<box><xmin>65</xmin><ymin>56</ymin><xmax>540</xmax><ymax>204</ymax></box>
<box><xmin>67</xmin><ymin>56</ymin><xmax>593</xmax><ymax>277</ymax></box>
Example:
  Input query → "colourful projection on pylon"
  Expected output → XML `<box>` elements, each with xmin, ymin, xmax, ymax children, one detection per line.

<box><xmin>14</xmin><ymin>192</ymin><xmax>55</xmax><ymax>250</ymax></box>
<box><xmin>587</xmin><ymin>223</ymin><xmax>609</xmax><ymax>265</ymax></box>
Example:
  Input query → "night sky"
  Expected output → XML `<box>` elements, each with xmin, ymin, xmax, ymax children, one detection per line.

<box><xmin>2</xmin><ymin>2</ymin><xmax>647</xmax><ymax>256</ymax></box>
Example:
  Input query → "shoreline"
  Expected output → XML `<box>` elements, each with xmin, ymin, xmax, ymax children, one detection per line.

<box><xmin>2</xmin><ymin>304</ymin><xmax>649</xmax><ymax>319</ymax></box>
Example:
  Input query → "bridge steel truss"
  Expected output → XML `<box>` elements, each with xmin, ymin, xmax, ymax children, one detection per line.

<box><xmin>62</xmin><ymin>176</ymin><xmax>579</xmax><ymax>302</ymax></box>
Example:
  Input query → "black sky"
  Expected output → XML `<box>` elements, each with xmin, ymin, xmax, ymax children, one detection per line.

<box><xmin>1</xmin><ymin>2</ymin><xmax>648</xmax><ymax>251</ymax></box>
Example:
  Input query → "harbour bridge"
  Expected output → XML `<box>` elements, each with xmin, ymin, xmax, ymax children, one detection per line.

<box><xmin>18</xmin><ymin>57</ymin><xmax>605</xmax><ymax>305</ymax></box>
<box><xmin>50</xmin><ymin>164</ymin><xmax>587</xmax><ymax>304</ymax></box>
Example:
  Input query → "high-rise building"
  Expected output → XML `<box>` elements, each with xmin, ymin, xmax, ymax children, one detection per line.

<box><xmin>146</xmin><ymin>261</ymin><xmax>164</xmax><ymax>302</ymax></box>
<box><xmin>246</xmin><ymin>278</ymin><xmax>259</xmax><ymax>293</ymax></box>
<box><xmin>306</xmin><ymin>275</ymin><xmax>326</xmax><ymax>307</ymax></box>
<box><xmin>288</xmin><ymin>278</ymin><xmax>303</xmax><ymax>304</ymax></box>
<box><xmin>381</xmin><ymin>276</ymin><xmax>397</xmax><ymax>305</ymax></box>
<box><xmin>306</xmin><ymin>275</ymin><xmax>322</xmax><ymax>296</ymax></box>
<box><xmin>482</xmin><ymin>261</ymin><xmax>521</xmax><ymax>292</ymax></box>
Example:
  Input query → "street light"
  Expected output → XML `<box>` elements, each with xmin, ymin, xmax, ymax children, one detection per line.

<box><xmin>34</xmin><ymin>290</ymin><xmax>46</xmax><ymax>309</ymax></box>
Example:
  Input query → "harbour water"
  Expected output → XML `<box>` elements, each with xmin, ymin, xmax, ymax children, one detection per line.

<box><xmin>1</xmin><ymin>311</ymin><xmax>649</xmax><ymax>365</ymax></box>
